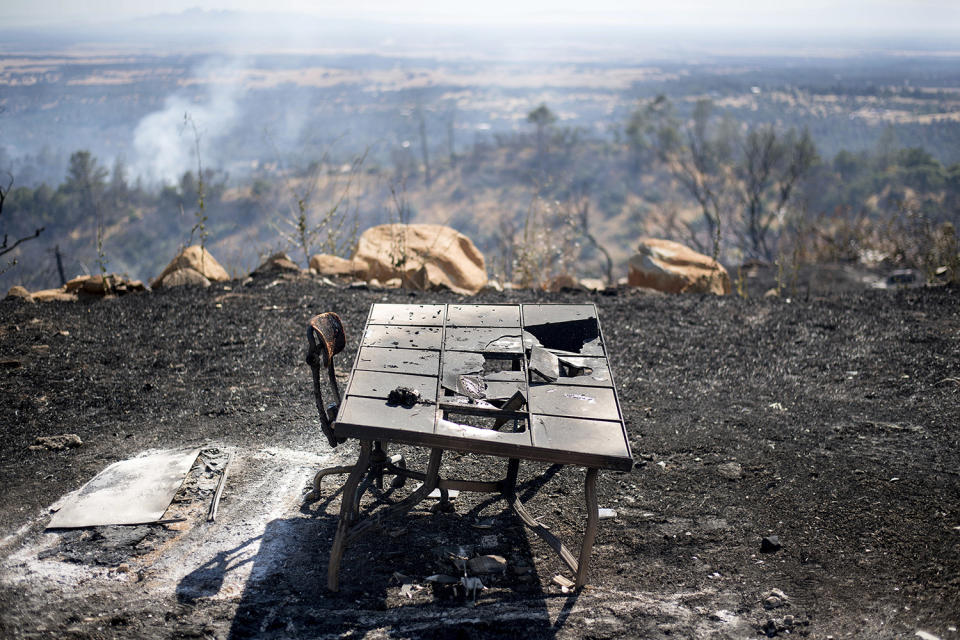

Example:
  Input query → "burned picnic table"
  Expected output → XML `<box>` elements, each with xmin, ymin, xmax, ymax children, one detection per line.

<box><xmin>306</xmin><ymin>303</ymin><xmax>633</xmax><ymax>591</ymax></box>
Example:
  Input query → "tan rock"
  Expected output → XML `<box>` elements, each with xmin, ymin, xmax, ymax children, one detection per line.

<box><xmin>29</xmin><ymin>434</ymin><xmax>82</xmax><ymax>451</ymax></box>
<box><xmin>5</xmin><ymin>285</ymin><xmax>34</xmax><ymax>302</ymax></box>
<box><xmin>31</xmin><ymin>289</ymin><xmax>78</xmax><ymax>302</ymax></box>
<box><xmin>309</xmin><ymin>253</ymin><xmax>360</xmax><ymax>277</ymax></box>
<box><xmin>152</xmin><ymin>245</ymin><xmax>229</xmax><ymax>288</ymax></box>
<box><xmin>254</xmin><ymin>252</ymin><xmax>301</xmax><ymax>275</ymax></box>
<box><xmin>121</xmin><ymin>280</ymin><xmax>147</xmax><ymax>293</ymax></box>
<box><xmin>627</xmin><ymin>238</ymin><xmax>731</xmax><ymax>295</ymax></box>
<box><xmin>65</xmin><ymin>276</ymin><xmax>92</xmax><ymax>292</ymax></box>
<box><xmin>353</xmin><ymin>224</ymin><xmax>487</xmax><ymax>296</ymax></box>
<box><xmin>579</xmin><ymin>278</ymin><xmax>607</xmax><ymax>292</ymax></box>
<box><xmin>80</xmin><ymin>274</ymin><xmax>115</xmax><ymax>295</ymax></box>
<box><xmin>545</xmin><ymin>273</ymin><xmax>581</xmax><ymax>292</ymax></box>
<box><xmin>161</xmin><ymin>267</ymin><xmax>211</xmax><ymax>288</ymax></box>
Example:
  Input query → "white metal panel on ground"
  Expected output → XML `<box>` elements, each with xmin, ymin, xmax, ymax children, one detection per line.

<box><xmin>47</xmin><ymin>448</ymin><xmax>201</xmax><ymax>528</ymax></box>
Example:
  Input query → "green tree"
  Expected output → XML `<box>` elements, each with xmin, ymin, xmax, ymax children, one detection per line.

<box><xmin>625</xmin><ymin>95</ymin><xmax>673</xmax><ymax>174</ymax></box>
<box><xmin>527</xmin><ymin>103</ymin><xmax>557</xmax><ymax>174</ymax></box>
<box><xmin>63</xmin><ymin>150</ymin><xmax>108</xmax><ymax>220</ymax></box>
<box><xmin>0</xmin><ymin>173</ymin><xmax>44</xmax><ymax>273</ymax></box>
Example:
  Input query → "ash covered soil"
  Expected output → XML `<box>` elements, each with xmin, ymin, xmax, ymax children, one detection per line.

<box><xmin>0</xmin><ymin>275</ymin><xmax>958</xmax><ymax>639</ymax></box>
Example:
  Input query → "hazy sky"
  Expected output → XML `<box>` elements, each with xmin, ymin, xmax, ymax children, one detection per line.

<box><xmin>3</xmin><ymin>0</ymin><xmax>959</xmax><ymax>33</ymax></box>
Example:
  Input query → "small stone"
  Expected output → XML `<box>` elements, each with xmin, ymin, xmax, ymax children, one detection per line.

<box><xmin>467</xmin><ymin>555</ymin><xmax>507</xmax><ymax>574</ymax></box>
<box><xmin>29</xmin><ymin>434</ymin><xmax>83</xmax><ymax>451</ymax></box>
<box><xmin>5</xmin><ymin>285</ymin><xmax>34</xmax><ymax>302</ymax></box>
<box><xmin>763</xmin><ymin>588</ymin><xmax>788</xmax><ymax>610</ymax></box>
<box><xmin>761</xmin><ymin>536</ymin><xmax>782</xmax><ymax>553</ymax></box>
<box><xmin>717</xmin><ymin>462</ymin><xmax>743</xmax><ymax>480</ymax></box>
<box><xmin>783</xmin><ymin>615</ymin><xmax>795</xmax><ymax>627</ymax></box>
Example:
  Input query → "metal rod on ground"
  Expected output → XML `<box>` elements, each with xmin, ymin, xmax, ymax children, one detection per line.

<box><xmin>207</xmin><ymin>453</ymin><xmax>232</xmax><ymax>522</ymax></box>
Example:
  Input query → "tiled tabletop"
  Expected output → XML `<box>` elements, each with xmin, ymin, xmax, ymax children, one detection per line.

<box><xmin>335</xmin><ymin>303</ymin><xmax>633</xmax><ymax>471</ymax></box>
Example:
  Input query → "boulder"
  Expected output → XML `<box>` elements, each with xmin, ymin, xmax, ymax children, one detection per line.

<box><xmin>627</xmin><ymin>238</ymin><xmax>731</xmax><ymax>295</ymax></box>
<box><xmin>254</xmin><ymin>252</ymin><xmax>301</xmax><ymax>275</ymax></box>
<box><xmin>161</xmin><ymin>267</ymin><xmax>211</xmax><ymax>288</ymax></box>
<box><xmin>151</xmin><ymin>245</ymin><xmax>229</xmax><ymax>288</ymax></box>
<box><xmin>5</xmin><ymin>285</ymin><xmax>34</xmax><ymax>303</ymax></box>
<box><xmin>309</xmin><ymin>253</ymin><xmax>360</xmax><ymax>277</ymax></box>
<box><xmin>353</xmin><ymin>224</ymin><xmax>487</xmax><ymax>296</ymax></box>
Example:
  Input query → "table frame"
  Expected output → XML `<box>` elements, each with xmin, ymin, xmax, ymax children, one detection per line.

<box><xmin>323</xmin><ymin>303</ymin><xmax>630</xmax><ymax>592</ymax></box>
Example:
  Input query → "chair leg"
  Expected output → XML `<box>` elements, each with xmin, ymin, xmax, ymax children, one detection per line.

<box><xmin>328</xmin><ymin>441</ymin><xmax>372</xmax><ymax>592</ymax></box>
<box><xmin>305</xmin><ymin>464</ymin><xmax>358</xmax><ymax>502</ymax></box>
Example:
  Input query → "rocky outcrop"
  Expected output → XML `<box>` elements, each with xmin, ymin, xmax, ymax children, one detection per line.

<box><xmin>309</xmin><ymin>254</ymin><xmax>361</xmax><ymax>278</ymax></box>
<box><xmin>627</xmin><ymin>238</ymin><xmax>731</xmax><ymax>295</ymax></box>
<box><xmin>151</xmin><ymin>245</ymin><xmax>230</xmax><ymax>289</ymax></box>
<box><xmin>19</xmin><ymin>274</ymin><xmax>146</xmax><ymax>302</ymax></box>
<box><xmin>353</xmin><ymin>224</ymin><xmax>487</xmax><ymax>296</ymax></box>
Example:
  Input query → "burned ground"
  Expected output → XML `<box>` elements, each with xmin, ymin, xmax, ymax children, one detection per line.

<box><xmin>0</xmin><ymin>276</ymin><xmax>958</xmax><ymax>639</ymax></box>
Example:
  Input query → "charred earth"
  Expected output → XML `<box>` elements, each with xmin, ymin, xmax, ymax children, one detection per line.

<box><xmin>0</xmin><ymin>277</ymin><xmax>958</xmax><ymax>639</ymax></box>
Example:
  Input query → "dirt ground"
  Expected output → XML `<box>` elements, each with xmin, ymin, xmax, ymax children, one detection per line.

<box><xmin>0</xmin><ymin>269</ymin><xmax>957</xmax><ymax>639</ymax></box>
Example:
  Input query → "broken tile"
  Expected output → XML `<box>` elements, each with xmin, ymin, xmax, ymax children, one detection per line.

<box><xmin>467</xmin><ymin>554</ymin><xmax>507</xmax><ymax>574</ymax></box>
<box><xmin>529</xmin><ymin>346</ymin><xmax>560</xmax><ymax>382</ymax></box>
<box><xmin>553</xmin><ymin>575</ymin><xmax>575</xmax><ymax>588</ymax></box>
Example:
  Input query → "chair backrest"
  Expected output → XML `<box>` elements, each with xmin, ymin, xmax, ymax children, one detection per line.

<box><xmin>306</xmin><ymin>312</ymin><xmax>347</xmax><ymax>448</ymax></box>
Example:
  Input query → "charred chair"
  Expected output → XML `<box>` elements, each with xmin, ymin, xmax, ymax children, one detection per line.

<box><xmin>304</xmin><ymin>312</ymin><xmax>412</xmax><ymax>501</ymax></box>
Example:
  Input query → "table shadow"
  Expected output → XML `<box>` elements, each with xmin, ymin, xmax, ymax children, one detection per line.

<box><xmin>175</xmin><ymin>465</ymin><xmax>583</xmax><ymax>639</ymax></box>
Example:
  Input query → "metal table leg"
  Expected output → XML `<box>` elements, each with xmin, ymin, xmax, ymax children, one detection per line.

<box><xmin>576</xmin><ymin>468</ymin><xmax>599</xmax><ymax>588</ymax></box>
<box><xmin>505</xmin><ymin>461</ymin><xmax>601</xmax><ymax>590</ymax></box>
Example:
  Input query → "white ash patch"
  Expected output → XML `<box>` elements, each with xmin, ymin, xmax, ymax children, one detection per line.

<box><xmin>0</xmin><ymin>446</ymin><xmax>347</xmax><ymax>602</ymax></box>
